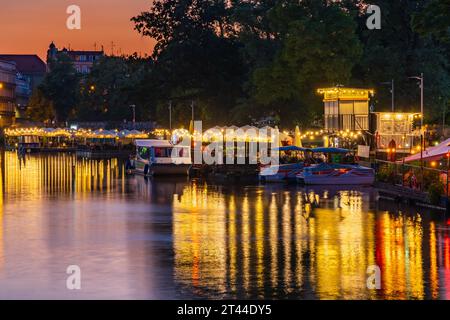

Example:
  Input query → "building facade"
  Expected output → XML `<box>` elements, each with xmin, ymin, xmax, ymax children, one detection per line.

<box><xmin>0</xmin><ymin>60</ymin><xmax>17</xmax><ymax>127</ymax></box>
<box><xmin>0</xmin><ymin>54</ymin><xmax>46</xmax><ymax>91</ymax></box>
<box><xmin>47</xmin><ymin>42</ymin><xmax>103</xmax><ymax>74</ymax></box>
<box><xmin>318</xmin><ymin>87</ymin><xmax>374</xmax><ymax>132</ymax></box>
<box><xmin>373</xmin><ymin>112</ymin><xmax>421</xmax><ymax>154</ymax></box>
<box><xmin>15</xmin><ymin>73</ymin><xmax>32</xmax><ymax>120</ymax></box>
<box><xmin>0</xmin><ymin>55</ymin><xmax>46</xmax><ymax>122</ymax></box>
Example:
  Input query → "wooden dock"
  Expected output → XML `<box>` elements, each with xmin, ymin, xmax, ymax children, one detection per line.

<box><xmin>75</xmin><ymin>149</ymin><xmax>132</xmax><ymax>159</ymax></box>
<box><xmin>189</xmin><ymin>164</ymin><xmax>259</xmax><ymax>183</ymax></box>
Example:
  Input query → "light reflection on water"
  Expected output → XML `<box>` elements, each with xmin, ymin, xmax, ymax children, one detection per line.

<box><xmin>0</xmin><ymin>152</ymin><xmax>450</xmax><ymax>300</ymax></box>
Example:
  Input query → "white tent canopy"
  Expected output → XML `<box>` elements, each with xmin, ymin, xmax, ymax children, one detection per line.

<box><xmin>402</xmin><ymin>138</ymin><xmax>450</xmax><ymax>162</ymax></box>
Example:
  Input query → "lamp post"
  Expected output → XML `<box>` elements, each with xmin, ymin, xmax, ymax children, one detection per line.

<box><xmin>381</xmin><ymin>79</ymin><xmax>395</xmax><ymax>112</ymax></box>
<box><xmin>130</xmin><ymin>104</ymin><xmax>136</xmax><ymax>129</ymax></box>
<box><xmin>190</xmin><ymin>100</ymin><xmax>195</xmax><ymax>124</ymax></box>
<box><xmin>409</xmin><ymin>73</ymin><xmax>424</xmax><ymax>129</ymax></box>
<box><xmin>168</xmin><ymin>101</ymin><xmax>172</xmax><ymax>131</ymax></box>
<box><xmin>336</xmin><ymin>84</ymin><xmax>344</xmax><ymax>131</ymax></box>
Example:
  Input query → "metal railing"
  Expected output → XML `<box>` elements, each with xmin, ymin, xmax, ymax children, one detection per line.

<box><xmin>374</xmin><ymin>159</ymin><xmax>448</xmax><ymax>195</ymax></box>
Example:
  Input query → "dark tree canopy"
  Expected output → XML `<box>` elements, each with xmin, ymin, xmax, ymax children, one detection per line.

<box><xmin>34</xmin><ymin>0</ymin><xmax>450</xmax><ymax>128</ymax></box>
<box><xmin>39</xmin><ymin>53</ymin><xmax>80</xmax><ymax>122</ymax></box>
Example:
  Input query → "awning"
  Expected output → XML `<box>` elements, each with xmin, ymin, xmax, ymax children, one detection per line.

<box><xmin>402</xmin><ymin>138</ymin><xmax>450</xmax><ymax>162</ymax></box>
<box><xmin>312</xmin><ymin>147</ymin><xmax>350</xmax><ymax>154</ymax></box>
<box><xmin>274</xmin><ymin>146</ymin><xmax>310</xmax><ymax>152</ymax></box>
<box><xmin>135</xmin><ymin>139</ymin><xmax>173</xmax><ymax>148</ymax></box>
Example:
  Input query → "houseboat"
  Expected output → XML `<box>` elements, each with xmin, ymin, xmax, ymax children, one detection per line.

<box><xmin>134</xmin><ymin>140</ymin><xmax>192</xmax><ymax>176</ymax></box>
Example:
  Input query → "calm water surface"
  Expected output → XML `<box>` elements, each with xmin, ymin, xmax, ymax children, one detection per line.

<box><xmin>0</xmin><ymin>152</ymin><xmax>449</xmax><ymax>300</ymax></box>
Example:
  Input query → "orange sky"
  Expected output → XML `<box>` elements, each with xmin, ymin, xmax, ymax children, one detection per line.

<box><xmin>0</xmin><ymin>0</ymin><xmax>155</xmax><ymax>61</ymax></box>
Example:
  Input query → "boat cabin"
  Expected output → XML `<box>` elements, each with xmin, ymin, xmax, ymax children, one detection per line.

<box><xmin>136</xmin><ymin>140</ymin><xmax>191</xmax><ymax>164</ymax></box>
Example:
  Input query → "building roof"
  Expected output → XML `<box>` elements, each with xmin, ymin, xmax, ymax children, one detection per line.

<box><xmin>65</xmin><ymin>50</ymin><xmax>104</xmax><ymax>56</ymax></box>
<box><xmin>317</xmin><ymin>87</ymin><xmax>375</xmax><ymax>101</ymax></box>
<box><xmin>0</xmin><ymin>55</ymin><xmax>46</xmax><ymax>74</ymax></box>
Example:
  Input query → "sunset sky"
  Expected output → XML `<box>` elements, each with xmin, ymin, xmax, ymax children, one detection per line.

<box><xmin>0</xmin><ymin>0</ymin><xmax>155</xmax><ymax>61</ymax></box>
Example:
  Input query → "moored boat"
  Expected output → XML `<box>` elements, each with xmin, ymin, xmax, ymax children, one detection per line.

<box><xmin>259</xmin><ymin>146</ymin><xmax>309</xmax><ymax>183</ymax></box>
<box><xmin>134</xmin><ymin>140</ymin><xmax>192</xmax><ymax>176</ymax></box>
<box><xmin>259</xmin><ymin>163</ymin><xmax>305</xmax><ymax>182</ymax></box>
<box><xmin>298</xmin><ymin>163</ymin><xmax>375</xmax><ymax>185</ymax></box>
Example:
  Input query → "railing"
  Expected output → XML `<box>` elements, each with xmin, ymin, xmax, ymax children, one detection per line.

<box><xmin>374</xmin><ymin>159</ymin><xmax>448</xmax><ymax>198</ymax></box>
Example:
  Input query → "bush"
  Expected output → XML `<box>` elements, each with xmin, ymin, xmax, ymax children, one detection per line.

<box><xmin>427</xmin><ymin>182</ymin><xmax>445</xmax><ymax>205</ymax></box>
<box><xmin>376</xmin><ymin>165</ymin><xmax>396</xmax><ymax>184</ymax></box>
<box><xmin>423</xmin><ymin>170</ymin><xmax>440</xmax><ymax>189</ymax></box>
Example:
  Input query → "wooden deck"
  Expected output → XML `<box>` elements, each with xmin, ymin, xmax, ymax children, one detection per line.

<box><xmin>75</xmin><ymin>149</ymin><xmax>132</xmax><ymax>159</ymax></box>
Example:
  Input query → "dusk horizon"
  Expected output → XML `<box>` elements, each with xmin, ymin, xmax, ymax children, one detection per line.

<box><xmin>0</xmin><ymin>0</ymin><xmax>155</xmax><ymax>60</ymax></box>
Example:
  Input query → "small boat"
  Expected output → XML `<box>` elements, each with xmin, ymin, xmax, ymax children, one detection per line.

<box><xmin>299</xmin><ymin>163</ymin><xmax>375</xmax><ymax>185</ymax></box>
<box><xmin>259</xmin><ymin>146</ymin><xmax>309</xmax><ymax>183</ymax></box>
<box><xmin>134</xmin><ymin>140</ymin><xmax>192</xmax><ymax>176</ymax></box>
<box><xmin>297</xmin><ymin>147</ymin><xmax>374</xmax><ymax>185</ymax></box>
<box><xmin>259</xmin><ymin>163</ymin><xmax>305</xmax><ymax>182</ymax></box>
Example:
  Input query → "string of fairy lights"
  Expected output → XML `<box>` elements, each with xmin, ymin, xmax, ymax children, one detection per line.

<box><xmin>4</xmin><ymin>126</ymin><xmax>428</xmax><ymax>155</ymax></box>
<box><xmin>4</xmin><ymin>126</ymin><xmax>366</xmax><ymax>144</ymax></box>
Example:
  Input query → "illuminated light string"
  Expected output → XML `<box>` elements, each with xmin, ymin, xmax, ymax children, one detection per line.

<box><xmin>5</xmin><ymin>126</ymin><xmax>366</xmax><ymax>144</ymax></box>
<box><xmin>5</xmin><ymin>127</ymin><xmax>149</xmax><ymax>139</ymax></box>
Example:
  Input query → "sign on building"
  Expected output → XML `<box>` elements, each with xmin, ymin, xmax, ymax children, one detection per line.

<box><xmin>358</xmin><ymin>145</ymin><xmax>370</xmax><ymax>158</ymax></box>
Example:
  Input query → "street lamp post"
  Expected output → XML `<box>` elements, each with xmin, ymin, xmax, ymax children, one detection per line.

<box><xmin>409</xmin><ymin>73</ymin><xmax>424</xmax><ymax>129</ymax></box>
<box><xmin>381</xmin><ymin>79</ymin><xmax>395</xmax><ymax>112</ymax></box>
<box><xmin>409</xmin><ymin>73</ymin><xmax>425</xmax><ymax>190</ymax></box>
<box><xmin>190</xmin><ymin>100</ymin><xmax>195</xmax><ymax>124</ymax></box>
<box><xmin>130</xmin><ymin>104</ymin><xmax>136</xmax><ymax>129</ymax></box>
<box><xmin>168</xmin><ymin>101</ymin><xmax>172</xmax><ymax>131</ymax></box>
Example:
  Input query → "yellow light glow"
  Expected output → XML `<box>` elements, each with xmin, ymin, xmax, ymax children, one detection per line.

<box><xmin>317</xmin><ymin>87</ymin><xmax>375</xmax><ymax>99</ymax></box>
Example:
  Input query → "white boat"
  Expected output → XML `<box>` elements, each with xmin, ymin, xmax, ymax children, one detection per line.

<box><xmin>299</xmin><ymin>163</ymin><xmax>375</xmax><ymax>185</ymax></box>
<box><xmin>134</xmin><ymin>140</ymin><xmax>191</xmax><ymax>176</ymax></box>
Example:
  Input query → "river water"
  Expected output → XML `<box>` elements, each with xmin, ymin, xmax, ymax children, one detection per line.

<box><xmin>0</xmin><ymin>152</ymin><xmax>449</xmax><ymax>300</ymax></box>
